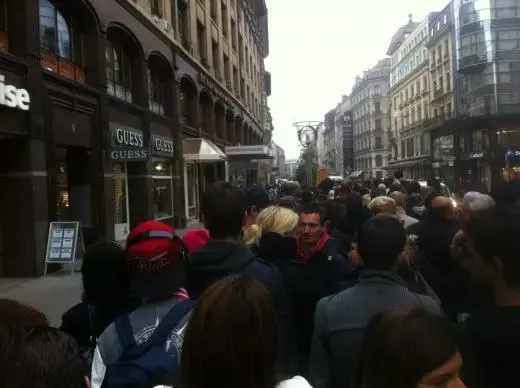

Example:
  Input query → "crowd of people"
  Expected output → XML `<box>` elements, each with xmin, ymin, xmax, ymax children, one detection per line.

<box><xmin>1</xmin><ymin>173</ymin><xmax>519</xmax><ymax>388</ymax></box>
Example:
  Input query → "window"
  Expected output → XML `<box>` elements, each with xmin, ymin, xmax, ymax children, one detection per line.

<box><xmin>212</xmin><ymin>41</ymin><xmax>220</xmax><ymax>78</ymax></box>
<box><xmin>39</xmin><ymin>0</ymin><xmax>85</xmax><ymax>82</ymax></box>
<box><xmin>152</xmin><ymin>159</ymin><xmax>174</xmax><ymax>219</ymax></box>
<box><xmin>375</xmin><ymin>154</ymin><xmax>383</xmax><ymax>167</ymax></box>
<box><xmin>210</xmin><ymin>0</ymin><xmax>217</xmax><ymax>21</ymax></box>
<box><xmin>197</xmin><ymin>22</ymin><xmax>207</xmax><ymax>65</ymax></box>
<box><xmin>223</xmin><ymin>54</ymin><xmax>230</xmax><ymax>84</ymax></box>
<box><xmin>40</xmin><ymin>0</ymin><xmax>71</xmax><ymax>59</ymax></box>
<box><xmin>375</xmin><ymin>137</ymin><xmax>383</xmax><ymax>149</ymax></box>
<box><xmin>472</xmin><ymin>130</ymin><xmax>489</xmax><ymax>153</ymax></box>
<box><xmin>150</xmin><ymin>0</ymin><xmax>163</xmax><ymax>17</ymax></box>
<box><xmin>374</xmin><ymin>102</ymin><xmax>381</xmax><ymax>113</ymax></box>
<box><xmin>148</xmin><ymin>67</ymin><xmax>165</xmax><ymax>115</ymax></box>
<box><xmin>221</xmin><ymin>2</ymin><xmax>228</xmax><ymax>38</ymax></box>
<box><xmin>231</xmin><ymin>19</ymin><xmax>237</xmax><ymax>51</ymax></box>
<box><xmin>178</xmin><ymin>1</ymin><xmax>189</xmax><ymax>47</ymax></box>
<box><xmin>106</xmin><ymin>40</ymin><xmax>132</xmax><ymax>102</ymax></box>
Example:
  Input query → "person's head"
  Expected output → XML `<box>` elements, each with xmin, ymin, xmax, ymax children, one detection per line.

<box><xmin>389</xmin><ymin>191</ymin><xmax>407</xmax><ymax>209</ymax></box>
<box><xmin>356</xmin><ymin>215</ymin><xmax>406</xmax><ymax>270</ymax></box>
<box><xmin>0</xmin><ymin>299</ymin><xmax>48</xmax><ymax>326</ymax></box>
<box><xmin>346</xmin><ymin>191</ymin><xmax>364</xmax><ymax>213</ymax></box>
<box><xmin>388</xmin><ymin>181</ymin><xmax>404</xmax><ymax>194</ymax></box>
<box><xmin>354</xmin><ymin>307</ymin><xmax>464</xmax><ymax>388</ymax></box>
<box><xmin>335</xmin><ymin>186</ymin><xmax>349</xmax><ymax>202</ymax></box>
<box><xmin>81</xmin><ymin>241</ymin><xmax>130</xmax><ymax>307</ymax></box>
<box><xmin>1</xmin><ymin>326</ymin><xmax>87</xmax><ymax>388</ymax></box>
<box><xmin>244</xmin><ymin>205</ymin><xmax>299</xmax><ymax>246</ymax></box>
<box><xmin>322</xmin><ymin>200</ymin><xmax>347</xmax><ymax>232</ymax></box>
<box><xmin>463</xmin><ymin>206</ymin><xmax>520</xmax><ymax>298</ymax></box>
<box><xmin>394</xmin><ymin>171</ymin><xmax>404</xmax><ymax>180</ymax></box>
<box><xmin>300</xmin><ymin>189</ymin><xmax>315</xmax><ymax>203</ymax></box>
<box><xmin>182</xmin><ymin>229</ymin><xmax>210</xmax><ymax>253</ymax></box>
<box><xmin>408</xmin><ymin>180</ymin><xmax>421</xmax><ymax>195</ymax></box>
<box><xmin>126</xmin><ymin>220</ymin><xmax>186</xmax><ymax>300</ymax></box>
<box><xmin>298</xmin><ymin>202</ymin><xmax>326</xmax><ymax>245</ymax></box>
<box><xmin>429</xmin><ymin>195</ymin><xmax>455</xmax><ymax>220</ymax></box>
<box><xmin>461</xmin><ymin>192</ymin><xmax>495</xmax><ymax>224</ymax></box>
<box><xmin>369</xmin><ymin>196</ymin><xmax>397</xmax><ymax>216</ymax></box>
<box><xmin>278</xmin><ymin>196</ymin><xmax>297</xmax><ymax>211</ymax></box>
<box><xmin>180</xmin><ymin>275</ymin><xmax>278</xmax><ymax>388</ymax></box>
<box><xmin>202</xmin><ymin>182</ymin><xmax>247</xmax><ymax>239</ymax></box>
<box><xmin>245</xmin><ymin>187</ymin><xmax>272</xmax><ymax>226</ymax></box>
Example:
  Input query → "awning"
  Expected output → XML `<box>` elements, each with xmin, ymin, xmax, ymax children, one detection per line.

<box><xmin>386</xmin><ymin>158</ymin><xmax>429</xmax><ymax>170</ymax></box>
<box><xmin>183</xmin><ymin>138</ymin><xmax>226</xmax><ymax>162</ymax></box>
<box><xmin>224</xmin><ymin>145</ymin><xmax>273</xmax><ymax>160</ymax></box>
<box><xmin>348</xmin><ymin>170</ymin><xmax>364</xmax><ymax>178</ymax></box>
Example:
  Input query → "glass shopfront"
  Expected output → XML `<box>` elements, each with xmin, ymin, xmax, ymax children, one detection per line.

<box><xmin>152</xmin><ymin>158</ymin><xmax>173</xmax><ymax>220</ymax></box>
<box><xmin>112</xmin><ymin>162</ymin><xmax>129</xmax><ymax>241</ymax></box>
<box><xmin>185</xmin><ymin>163</ymin><xmax>199</xmax><ymax>221</ymax></box>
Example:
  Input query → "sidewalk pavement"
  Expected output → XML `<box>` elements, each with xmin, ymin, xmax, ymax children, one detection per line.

<box><xmin>0</xmin><ymin>222</ymin><xmax>205</xmax><ymax>327</ymax></box>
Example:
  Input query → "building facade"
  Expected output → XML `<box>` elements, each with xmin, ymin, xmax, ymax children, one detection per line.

<box><xmin>430</xmin><ymin>0</ymin><xmax>520</xmax><ymax>192</ymax></box>
<box><xmin>333</xmin><ymin>95</ymin><xmax>353</xmax><ymax>177</ymax></box>
<box><xmin>321</xmin><ymin>108</ymin><xmax>339</xmax><ymax>174</ymax></box>
<box><xmin>284</xmin><ymin>159</ymin><xmax>298</xmax><ymax>179</ymax></box>
<box><xmin>0</xmin><ymin>0</ymin><xmax>269</xmax><ymax>276</ymax></box>
<box><xmin>351</xmin><ymin>58</ymin><xmax>392</xmax><ymax>179</ymax></box>
<box><xmin>271</xmin><ymin>141</ymin><xmax>285</xmax><ymax>178</ymax></box>
<box><xmin>387</xmin><ymin>14</ymin><xmax>434</xmax><ymax>178</ymax></box>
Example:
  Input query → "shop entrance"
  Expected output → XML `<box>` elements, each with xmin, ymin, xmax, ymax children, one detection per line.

<box><xmin>112</xmin><ymin>162</ymin><xmax>130</xmax><ymax>241</ymax></box>
<box><xmin>53</xmin><ymin>147</ymin><xmax>94</xmax><ymax>239</ymax></box>
<box><xmin>184</xmin><ymin>162</ymin><xmax>200</xmax><ymax>222</ymax></box>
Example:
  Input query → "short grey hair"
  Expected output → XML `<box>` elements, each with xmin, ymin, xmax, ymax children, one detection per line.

<box><xmin>462</xmin><ymin>191</ymin><xmax>495</xmax><ymax>213</ymax></box>
<box><xmin>369</xmin><ymin>196</ymin><xmax>397</xmax><ymax>215</ymax></box>
<box><xmin>389</xmin><ymin>191</ymin><xmax>406</xmax><ymax>208</ymax></box>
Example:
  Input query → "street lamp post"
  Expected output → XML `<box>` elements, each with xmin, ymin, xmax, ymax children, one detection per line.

<box><xmin>293</xmin><ymin>121</ymin><xmax>322</xmax><ymax>186</ymax></box>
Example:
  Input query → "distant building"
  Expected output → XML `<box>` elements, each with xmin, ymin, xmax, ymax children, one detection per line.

<box><xmin>335</xmin><ymin>95</ymin><xmax>354</xmax><ymax>177</ymax></box>
<box><xmin>271</xmin><ymin>141</ymin><xmax>286</xmax><ymax>178</ymax></box>
<box><xmin>351</xmin><ymin>58</ymin><xmax>392</xmax><ymax>179</ymax></box>
<box><xmin>284</xmin><ymin>159</ymin><xmax>298</xmax><ymax>179</ymax></box>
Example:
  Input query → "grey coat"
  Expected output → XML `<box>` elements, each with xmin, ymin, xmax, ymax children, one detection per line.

<box><xmin>309</xmin><ymin>270</ymin><xmax>442</xmax><ymax>388</ymax></box>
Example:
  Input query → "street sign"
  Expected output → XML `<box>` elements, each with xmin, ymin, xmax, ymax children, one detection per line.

<box><xmin>44</xmin><ymin>221</ymin><xmax>85</xmax><ymax>275</ymax></box>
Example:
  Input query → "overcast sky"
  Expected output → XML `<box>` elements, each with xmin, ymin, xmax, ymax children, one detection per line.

<box><xmin>264</xmin><ymin>0</ymin><xmax>450</xmax><ymax>159</ymax></box>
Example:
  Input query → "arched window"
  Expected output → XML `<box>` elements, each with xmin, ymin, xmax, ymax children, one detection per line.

<box><xmin>39</xmin><ymin>0</ymin><xmax>85</xmax><ymax>82</ymax></box>
<box><xmin>106</xmin><ymin>40</ymin><xmax>132</xmax><ymax>103</ymax></box>
<box><xmin>148</xmin><ymin>60</ymin><xmax>167</xmax><ymax>115</ymax></box>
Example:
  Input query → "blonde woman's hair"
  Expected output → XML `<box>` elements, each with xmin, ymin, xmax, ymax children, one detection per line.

<box><xmin>369</xmin><ymin>196</ymin><xmax>397</xmax><ymax>215</ymax></box>
<box><xmin>243</xmin><ymin>205</ymin><xmax>298</xmax><ymax>246</ymax></box>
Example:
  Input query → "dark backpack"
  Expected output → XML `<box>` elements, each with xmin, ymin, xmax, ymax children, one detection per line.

<box><xmin>101</xmin><ymin>300</ymin><xmax>195</xmax><ymax>388</ymax></box>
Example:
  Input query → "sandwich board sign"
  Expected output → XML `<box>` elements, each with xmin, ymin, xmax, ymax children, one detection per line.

<box><xmin>44</xmin><ymin>221</ymin><xmax>85</xmax><ymax>275</ymax></box>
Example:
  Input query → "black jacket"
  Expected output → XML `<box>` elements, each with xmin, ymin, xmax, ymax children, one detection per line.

<box><xmin>256</xmin><ymin>233</ymin><xmax>350</xmax><ymax>377</ymax></box>
<box><xmin>406</xmin><ymin>193</ymin><xmax>426</xmax><ymax>220</ymax></box>
<box><xmin>460</xmin><ymin>306</ymin><xmax>520</xmax><ymax>388</ymax></box>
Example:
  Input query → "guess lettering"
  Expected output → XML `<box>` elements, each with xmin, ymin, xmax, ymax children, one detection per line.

<box><xmin>154</xmin><ymin>138</ymin><xmax>174</xmax><ymax>154</ymax></box>
<box><xmin>115</xmin><ymin>128</ymin><xmax>144</xmax><ymax>147</ymax></box>
<box><xmin>0</xmin><ymin>75</ymin><xmax>30</xmax><ymax>111</ymax></box>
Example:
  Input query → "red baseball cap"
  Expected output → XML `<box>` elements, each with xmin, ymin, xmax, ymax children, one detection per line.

<box><xmin>126</xmin><ymin>221</ymin><xmax>186</xmax><ymax>299</ymax></box>
<box><xmin>182</xmin><ymin>228</ymin><xmax>210</xmax><ymax>253</ymax></box>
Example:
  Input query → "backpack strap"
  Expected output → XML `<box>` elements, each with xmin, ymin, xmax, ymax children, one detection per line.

<box><xmin>114</xmin><ymin>315</ymin><xmax>137</xmax><ymax>350</ymax></box>
<box><xmin>149</xmin><ymin>300</ymin><xmax>195</xmax><ymax>347</ymax></box>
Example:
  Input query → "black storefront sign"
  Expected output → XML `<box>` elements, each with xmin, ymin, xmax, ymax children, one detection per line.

<box><xmin>460</xmin><ymin>152</ymin><xmax>486</xmax><ymax>161</ymax></box>
<box><xmin>109</xmin><ymin>123</ymin><xmax>149</xmax><ymax>162</ymax></box>
<box><xmin>151</xmin><ymin>134</ymin><xmax>174</xmax><ymax>157</ymax></box>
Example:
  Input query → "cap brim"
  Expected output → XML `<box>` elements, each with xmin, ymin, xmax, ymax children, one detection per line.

<box><xmin>130</xmin><ymin>264</ymin><xmax>185</xmax><ymax>300</ymax></box>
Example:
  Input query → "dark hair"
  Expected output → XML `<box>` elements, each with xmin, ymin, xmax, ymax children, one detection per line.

<box><xmin>299</xmin><ymin>202</ymin><xmax>326</xmax><ymax>225</ymax></box>
<box><xmin>278</xmin><ymin>196</ymin><xmax>297</xmax><ymax>211</ymax></box>
<box><xmin>1</xmin><ymin>326</ymin><xmax>86</xmax><ymax>388</ymax></box>
<box><xmin>322</xmin><ymin>200</ymin><xmax>346</xmax><ymax>229</ymax></box>
<box><xmin>464</xmin><ymin>206</ymin><xmax>520</xmax><ymax>286</ymax></box>
<box><xmin>408</xmin><ymin>180</ymin><xmax>421</xmax><ymax>195</ymax></box>
<box><xmin>300</xmin><ymin>189</ymin><xmax>315</xmax><ymax>203</ymax></box>
<box><xmin>180</xmin><ymin>275</ymin><xmax>279</xmax><ymax>388</ymax></box>
<box><xmin>388</xmin><ymin>182</ymin><xmax>405</xmax><ymax>194</ymax></box>
<box><xmin>346</xmin><ymin>192</ymin><xmax>364</xmax><ymax>213</ymax></box>
<box><xmin>82</xmin><ymin>241</ymin><xmax>131</xmax><ymax>306</ymax></box>
<box><xmin>357</xmin><ymin>215</ymin><xmax>406</xmax><ymax>270</ymax></box>
<box><xmin>394</xmin><ymin>171</ymin><xmax>404</xmax><ymax>180</ymax></box>
<box><xmin>0</xmin><ymin>299</ymin><xmax>48</xmax><ymax>326</ymax></box>
<box><xmin>201</xmin><ymin>182</ymin><xmax>247</xmax><ymax>238</ymax></box>
<box><xmin>354</xmin><ymin>307</ymin><xmax>459</xmax><ymax>388</ymax></box>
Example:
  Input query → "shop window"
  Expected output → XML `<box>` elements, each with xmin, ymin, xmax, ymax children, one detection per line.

<box><xmin>106</xmin><ymin>40</ymin><xmax>132</xmax><ymax>103</ymax></box>
<box><xmin>472</xmin><ymin>130</ymin><xmax>489</xmax><ymax>152</ymax></box>
<box><xmin>39</xmin><ymin>0</ymin><xmax>85</xmax><ymax>83</ymax></box>
<box><xmin>112</xmin><ymin>163</ymin><xmax>129</xmax><ymax>241</ymax></box>
<box><xmin>148</xmin><ymin>67</ymin><xmax>165</xmax><ymax>116</ymax></box>
<box><xmin>152</xmin><ymin>159</ymin><xmax>174</xmax><ymax>220</ymax></box>
<box><xmin>498</xmin><ymin>128</ymin><xmax>520</xmax><ymax>147</ymax></box>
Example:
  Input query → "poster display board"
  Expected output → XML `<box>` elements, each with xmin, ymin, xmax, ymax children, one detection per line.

<box><xmin>44</xmin><ymin>222</ymin><xmax>85</xmax><ymax>275</ymax></box>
